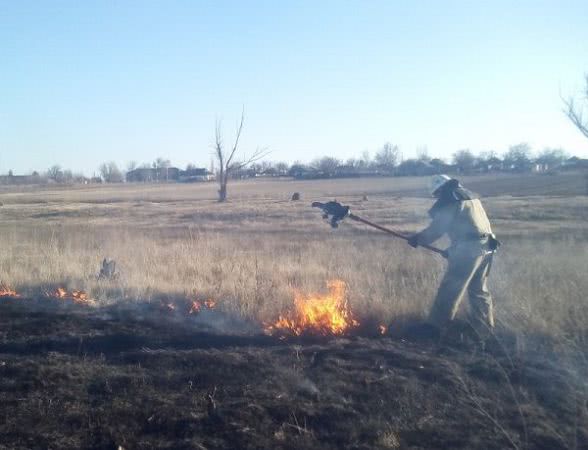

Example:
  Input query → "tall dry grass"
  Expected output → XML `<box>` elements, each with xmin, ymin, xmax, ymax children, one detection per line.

<box><xmin>0</xmin><ymin>175</ymin><xmax>587</xmax><ymax>351</ymax></box>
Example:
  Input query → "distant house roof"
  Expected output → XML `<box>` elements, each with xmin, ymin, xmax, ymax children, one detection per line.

<box><xmin>181</xmin><ymin>168</ymin><xmax>211</xmax><ymax>176</ymax></box>
<box><xmin>563</xmin><ymin>157</ymin><xmax>588</xmax><ymax>168</ymax></box>
<box><xmin>126</xmin><ymin>167</ymin><xmax>180</xmax><ymax>182</ymax></box>
<box><xmin>0</xmin><ymin>173</ymin><xmax>44</xmax><ymax>185</ymax></box>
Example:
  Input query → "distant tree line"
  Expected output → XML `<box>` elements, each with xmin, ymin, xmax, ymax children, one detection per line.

<box><xmin>236</xmin><ymin>143</ymin><xmax>578</xmax><ymax>180</ymax></box>
<box><xmin>2</xmin><ymin>144</ymin><xmax>584</xmax><ymax>186</ymax></box>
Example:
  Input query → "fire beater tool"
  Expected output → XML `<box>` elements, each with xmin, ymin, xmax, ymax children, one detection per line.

<box><xmin>311</xmin><ymin>201</ymin><xmax>447</xmax><ymax>257</ymax></box>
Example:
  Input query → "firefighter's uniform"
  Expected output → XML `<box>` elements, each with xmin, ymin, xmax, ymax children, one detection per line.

<box><xmin>414</xmin><ymin>196</ymin><xmax>496</xmax><ymax>331</ymax></box>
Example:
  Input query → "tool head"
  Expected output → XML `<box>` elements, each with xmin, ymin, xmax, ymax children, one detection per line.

<box><xmin>311</xmin><ymin>201</ymin><xmax>350</xmax><ymax>228</ymax></box>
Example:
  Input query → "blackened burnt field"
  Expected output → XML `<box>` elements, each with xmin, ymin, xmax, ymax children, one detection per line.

<box><xmin>1</xmin><ymin>174</ymin><xmax>588</xmax><ymax>449</ymax></box>
<box><xmin>1</xmin><ymin>299</ymin><xmax>585</xmax><ymax>450</ymax></box>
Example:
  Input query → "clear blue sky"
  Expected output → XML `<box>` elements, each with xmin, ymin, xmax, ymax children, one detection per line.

<box><xmin>1</xmin><ymin>0</ymin><xmax>587</xmax><ymax>175</ymax></box>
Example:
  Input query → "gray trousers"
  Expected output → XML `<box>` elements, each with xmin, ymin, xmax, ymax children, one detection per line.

<box><xmin>428</xmin><ymin>243</ymin><xmax>494</xmax><ymax>330</ymax></box>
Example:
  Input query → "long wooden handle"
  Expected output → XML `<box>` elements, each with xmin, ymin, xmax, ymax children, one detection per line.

<box><xmin>348</xmin><ymin>214</ymin><xmax>447</xmax><ymax>257</ymax></box>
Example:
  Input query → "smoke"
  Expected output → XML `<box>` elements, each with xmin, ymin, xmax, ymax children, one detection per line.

<box><xmin>188</xmin><ymin>308</ymin><xmax>261</xmax><ymax>335</ymax></box>
<box><xmin>100</xmin><ymin>299</ymin><xmax>263</xmax><ymax>336</ymax></box>
<box><xmin>274</xmin><ymin>366</ymin><xmax>321</xmax><ymax>398</ymax></box>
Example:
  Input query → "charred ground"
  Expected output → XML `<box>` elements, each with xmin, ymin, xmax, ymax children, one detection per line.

<box><xmin>1</xmin><ymin>298</ymin><xmax>586</xmax><ymax>450</ymax></box>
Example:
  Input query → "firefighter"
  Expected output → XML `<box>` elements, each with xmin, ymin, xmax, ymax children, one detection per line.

<box><xmin>408</xmin><ymin>175</ymin><xmax>499</xmax><ymax>337</ymax></box>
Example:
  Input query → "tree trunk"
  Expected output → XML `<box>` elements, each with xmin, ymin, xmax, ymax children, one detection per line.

<box><xmin>218</xmin><ymin>174</ymin><xmax>228</xmax><ymax>202</ymax></box>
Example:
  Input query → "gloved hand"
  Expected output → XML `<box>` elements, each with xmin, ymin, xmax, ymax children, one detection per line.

<box><xmin>407</xmin><ymin>234</ymin><xmax>419</xmax><ymax>248</ymax></box>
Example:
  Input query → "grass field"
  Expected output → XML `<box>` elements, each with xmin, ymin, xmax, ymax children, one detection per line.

<box><xmin>1</xmin><ymin>172</ymin><xmax>587</xmax><ymax>449</ymax></box>
<box><xmin>1</xmin><ymin>172</ymin><xmax>587</xmax><ymax>338</ymax></box>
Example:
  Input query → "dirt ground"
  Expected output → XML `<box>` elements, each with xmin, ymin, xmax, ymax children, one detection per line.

<box><xmin>1</xmin><ymin>297</ymin><xmax>586</xmax><ymax>450</ymax></box>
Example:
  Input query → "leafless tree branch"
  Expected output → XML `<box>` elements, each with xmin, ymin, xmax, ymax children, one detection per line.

<box><xmin>215</xmin><ymin>119</ymin><xmax>225</xmax><ymax>175</ymax></box>
<box><xmin>212</xmin><ymin>108</ymin><xmax>270</xmax><ymax>202</ymax></box>
<box><xmin>230</xmin><ymin>147</ymin><xmax>272</xmax><ymax>171</ymax></box>
<box><xmin>562</xmin><ymin>74</ymin><xmax>588</xmax><ymax>139</ymax></box>
<box><xmin>226</xmin><ymin>107</ymin><xmax>245</xmax><ymax>169</ymax></box>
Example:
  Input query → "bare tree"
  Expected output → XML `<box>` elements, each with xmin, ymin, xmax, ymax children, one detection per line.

<box><xmin>47</xmin><ymin>165</ymin><xmax>63</xmax><ymax>182</ymax></box>
<box><xmin>452</xmin><ymin>149</ymin><xmax>476</xmax><ymax>174</ymax></box>
<box><xmin>374</xmin><ymin>142</ymin><xmax>400</xmax><ymax>171</ymax></box>
<box><xmin>503</xmin><ymin>143</ymin><xmax>533</xmax><ymax>172</ymax></box>
<box><xmin>536</xmin><ymin>148</ymin><xmax>568</xmax><ymax>168</ymax></box>
<box><xmin>126</xmin><ymin>161</ymin><xmax>138</xmax><ymax>172</ymax></box>
<box><xmin>359</xmin><ymin>150</ymin><xmax>371</xmax><ymax>169</ymax></box>
<box><xmin>274</xmin><ymin>161</ymin><xmax>290</xmax><ymax>175</ymax></box>
<box><xmin>99</xmin><ymin>161</ymin><xmax>124</xmax><ymax>183</ymax></box>
<box><xmin>311</xmin><ymin>156</ymin><xmax>341</xmax><ymax>175</ymax></box>
<box><xmin>214</xmin><ymin>109</ymin><xmax>268</xmax><ymax>202</ymax></box>
<box><xmin>478</xmin><ymin>151</ymin><xmax>502</xmax><ymax>172</ymax></box>
<box><xmin>416</xmin><ymin>145</ymin><xmax>430</xmax><ymax>162</ymax></box>
<box><xmin>153</xmin><ymin>157</ymin><xmax>171</xmax><ymax>169</ymax></box>
<box><xmin>62</xmin><ymin>169</ymin><xmax>74</xmax><ymax>183</ymax></box>
<box><xmin>563</xmin><ymin>74</ymin><xmax>588</xmax><ymax>139</ymax></box>
<box><xmin>151</xmin><ymin>157</ymin><xmax>172</xmax><ymax>181</ymax></box>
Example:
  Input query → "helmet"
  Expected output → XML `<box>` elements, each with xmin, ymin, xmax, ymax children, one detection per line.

<box><xmin>429</xmin><ymin>174</ymin><xmax>451</xmax><ymax>196</ymax></box>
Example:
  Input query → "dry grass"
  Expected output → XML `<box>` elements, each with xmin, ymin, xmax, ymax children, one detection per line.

<box><xmin>0</xmin><ymin>173</ymin><xmax>587</xmax><ymax>349</ymax></box>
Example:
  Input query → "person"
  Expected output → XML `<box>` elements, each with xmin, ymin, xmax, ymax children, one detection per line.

<box><xmin>408</xmin><ymin>175</ymin><xmax>500</xmax><ymax>338</ymax></box>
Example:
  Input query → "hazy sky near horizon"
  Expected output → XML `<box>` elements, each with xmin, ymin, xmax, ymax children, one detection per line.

<box><xmin>1</xmin><ymin>0</ymin><xmax>587</xmax><ymax>175</ymax></box>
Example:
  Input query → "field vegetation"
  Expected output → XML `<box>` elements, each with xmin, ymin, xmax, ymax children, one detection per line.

<box><xmin>0</xmin><ymin>172</ymin><xmax>587</xmax><ymax>449</ymax></box>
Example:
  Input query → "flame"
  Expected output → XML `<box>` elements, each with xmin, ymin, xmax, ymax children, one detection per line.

<box><xmin>189</xmin><ymin>298</ymin><xmax>216</xmax><ymax>315</ymax></box>
<box><xmin>379</xmin><ymin>325</ymin><xmax>387</xmax><ymax>335</ymax></box>
<box><xmin>72</xmin><ymin>290</ymin><xmax>87</xmax><ymax>299</ymax></box>
<box><xmin>71</xmin><ymin>290</ymin><xmax>89</xmax><ymax>303</ymax></box>
<box><xmin>266</xmin><ymin>280</ymin><xmax>359</xmax><ymax>336</ymax></box>
<box><xmin>188</xmin><ymin>301</ymin><xmax>201</xmax><ymax>314</ymax></box>
<box><xmin>162</xmin><ymin>302</ymin><xmax>176</xmax><ymax>311</ymax></box>
<box><xmin>46</xmin><ymin>288</ymin><xmax>94</xmax><ymax>305</ymax></box>
<box><xmin>0</xmin><ymin>284</ymin><xmax>20</xmax><ymax>298</ymax></box>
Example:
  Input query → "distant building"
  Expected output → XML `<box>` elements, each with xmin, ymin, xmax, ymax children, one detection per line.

<box><xmin>0</xmin><ymin>173</ymin><xmax>45</xmax><ymax>185</ymax></box>
<box><xmin>126</xmin><ymin>167</ymin><xmax>181</xmax><ymax>182</ymax></box>
<box><xmin>126</xmin><ymin>167</ymin><xmax>214</xmax><ymax>183</ymax></box>
<box><xmin>562</xmin><ymin>157</ymin><xmax>588</xmax><ymax>170</ymax></box>
<box><xmin>179</xmin><ymin>168</ymin><xmax>215</xmax><ymax>182</ymax></box>
<box><xmin>334</xmin><ymin>165</ymin><xmax>362</xmax><ymax>178</ymax></box>
<box><xmin>396</xmin><ymin>160</ymin><xmax>439</xmax><ymax>177</ymax></box>
<box><xmin>126</xmin><ymin>168</ymin><xmax>153</xmax><ymax>182</ymax></box>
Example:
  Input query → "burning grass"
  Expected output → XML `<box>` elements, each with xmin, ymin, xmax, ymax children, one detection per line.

<box><xmin>189</xmin><ymin>298</ymin><xmax>217</xmax><ymax>314</ymax></box>
<box><xmin>265</xmin><ymin>280</ymin><xmax>357</xmax><ymax>336</ymax></box>
<box><xmin>160</xmin><ymin>297</ymin><xmax>218</xmax><ymax>316</ymax></box>
<box><xmin>45</xmin><ymin>287</ymin><xmax>95</xmax><ymax>305</ymax></box>
<box><xmin>264</xmin><ymin>280</ymin><xmax>391</xmax><ymax>337</ymax></box>
<box><xmin>0</xmin><ymin>284</ymin><xmax>95</xmax><ymax>306</ymax></box>
<box><xmin>0</xmin><ymin>283</ymin><xmax>20</xmax><ymax>298</ymax></box>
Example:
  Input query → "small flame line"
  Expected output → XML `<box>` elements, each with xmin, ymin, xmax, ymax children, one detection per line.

<box><xmin>45</xmin><ymin>288</ymin><xmax>94</xmax><ymax>305</ymax></box>
<box><xmin>0</xmin><ymin>284</ymin><xmax>20</xmax><ymax>298</ymax></box>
